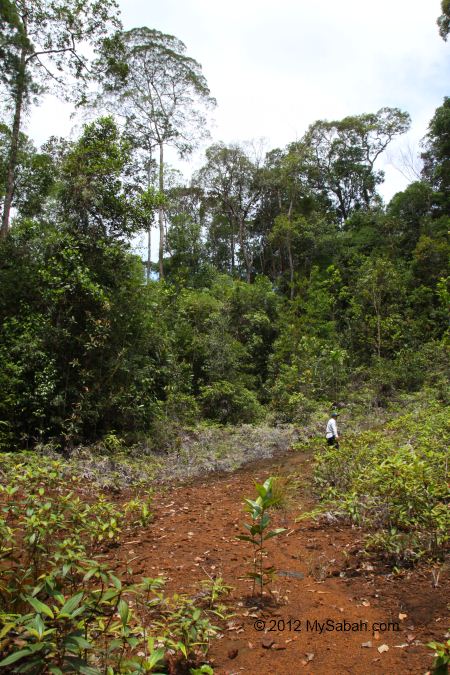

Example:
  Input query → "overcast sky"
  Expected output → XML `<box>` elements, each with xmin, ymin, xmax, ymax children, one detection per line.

<box><xmin>29</xmin><ymin>0</ymin><xmax>449</xmax><ymax>204</ymax></box>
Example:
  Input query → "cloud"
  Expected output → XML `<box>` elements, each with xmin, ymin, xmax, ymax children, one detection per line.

<box><xmin>26</xmin><ymin>0</ymin><xmax>449</xmax><ymax>204</ymax></box>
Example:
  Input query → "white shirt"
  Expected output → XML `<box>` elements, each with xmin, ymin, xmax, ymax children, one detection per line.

<box><xmin>326</xmin><ymin>418</ymin><xmax>338</xmax><ymax>439</ymax></box>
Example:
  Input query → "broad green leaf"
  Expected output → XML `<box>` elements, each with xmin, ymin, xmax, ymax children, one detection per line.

<box><xmin>30</xmin><ymin>613</ymin><xmax>46</xmax><ymax>640</ymax></box>
<box><xmin>63</xmin><ymin>635</ymin><xmax>93</xmax><ymax>650</ymax></box>
<box><xmin>28</xmin><ymin>596</ymin><xmax>54</xmax><ymax>618</ymax></box>
<box><xmin>147</xmin><ymin>647</ymin><xmax>166</xmax><ymax>668</ymax></box>
<box><xmin>255</xmin><ymin>483</ymin><xmax>267</xmax><ymax>498</ymax></box>
<box><xmin>177</xmin><ymin>642</ymin><xmax>187</xmax><ymax>658</ymax></box>
<box><xmin>264</xmin><ymin>528</ymin><xmax>286</xmax><ymax>540</ymax></box>
<box><xmin>118</xmin><ymin>598</ymin><xmax>129</xmax><ymax>626</ymax></box>
<box><xmin>63</xmin><ymin>656</ymin><xmax>99</xmax><ymax>675</ymax></box>
<box><xmin>83</xmin><ymin>568</ymin><xmax>98</xmax><ymax>582</ymax></box>
<box><xmin>109</xmin><ymin>573</ymin><xmax>122</xmax><ymax>590</ymax></box>
<box><xmin>59</xmin><ymin>592</ymin><xmax>84</xmax><ymax>617</ymax></box>
<box><xmin>236</xmin><ymin>534</ymin><xmax>256</xmax><ymax>543</ymax></box>
<box><xmin>0</xmin><ymin>649</ymin><xmax>33</xmax><ymax>667</ymax></box>
<box><xmin>263</xmin><ymin>478</ymin><xmax>273</xmax><ymax>491</ymax></box>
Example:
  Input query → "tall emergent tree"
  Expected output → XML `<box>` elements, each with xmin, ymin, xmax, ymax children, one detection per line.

<box><xmin>0</xmin><ymin>0</ymin><xmax>121</xmax><ymax>237</ymax></box>
<box><xmin>437</xmin><ymin>0</ymin><xmax>450</xmax><ymax>40</ymax></box>
<box><xmin>298</xmin><ymin>108</ymin><xmax>410</xmax><ymax>221</ymax></box>
<box><xmin>196</xmin><ymin>143</ymin><xmax>262</xmax><ymax>282</ymax></box>
<box><xmin>97</xmin><ymin>28</ymin><xmax>216</xmax><ymax>279</ymax></box>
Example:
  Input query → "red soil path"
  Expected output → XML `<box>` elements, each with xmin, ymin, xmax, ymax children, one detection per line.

<box><xmin>102</xmin><ymin>448</ymin><xmax>449</xmax><ymax>675</ymax></box>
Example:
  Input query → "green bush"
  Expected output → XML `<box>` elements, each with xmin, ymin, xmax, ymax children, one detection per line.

<box><xmin>314</xmin><ymin>403</ymin><xmax>450</xmax><ymax>564</ymax></box>
<box><xmin>0</xmin><ymin>221</ymin><xmax>171</xmax><ymax>447</ymax></box>
<box><xmin>199</xmin><ymin>380</ymin><xmax>263</xmax><ymax>424</ymax></box>
<box><xmin>0</xmin><ymin>453</ymin><xmax>219</xmax><ymax>673</ymax></box>
<box><xmin>268</xmin><ymin>367</ymin><xmax>317</xmax><ymax>423</ymax></box>
<box><xmin>164</xmin><ymin>391</ymin><xmax>201</xmax><ymax>426</ymax></box>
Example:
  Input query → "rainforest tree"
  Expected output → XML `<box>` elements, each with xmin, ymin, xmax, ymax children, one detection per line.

<box><xmin>0</xmin><ymin>0</ymin><xmax>121</xmax><ymax>237</ymax></box>
<box><xmin>96</xmin><ymin>27</ymin><xmax>216</xmax><ymax>279</ymax></box>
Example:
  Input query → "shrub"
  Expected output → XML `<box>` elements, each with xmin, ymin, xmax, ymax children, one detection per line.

<box><xmin>314</xmin><ymin>404</ymin><xmax>449</xmax><ymax>564</ymax></box>
<box><xmin>199</xmin><ymin>380</ymin><xmax>263</xmax><ymax>424</ymax></box>
<box><xmin>0</xmin><ymin>453</ymin><xmax>219</xmax><ymax>673</ymax></box>
<box><xmin>164</xmin><ymin>392</ymin><xmax>201</xmax><ymax>426</ymax></box>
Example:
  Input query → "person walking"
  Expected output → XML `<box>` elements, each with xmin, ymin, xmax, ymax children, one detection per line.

<box><xmin>325</xmin><ymin>411</ymin><xmax>340</xmax><ymax>448</ymax></box>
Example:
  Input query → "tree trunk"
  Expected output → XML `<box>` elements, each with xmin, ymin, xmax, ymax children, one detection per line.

<box><xmin>230</xmin><ymin>225</ymin><xmax>235</xmax><ymax>275</ymax></box>
<box><xmin>238</xmin><ymin>217</ymin><xmax>251</xmax><ymax>283</ymax></box>
<box><xmin>270</xmin><ymin>245</ymin><xmax>276</xmax><ymax>281</ymax></box>
<box><xmin>335</xmin><ymin>186</ymin><xmax>348</xmax><ymax>222</ymax></box>
<box><xmin>287</xmin><ymin>235</ymin><xmax>294</xmax><ymax>300</ymax></box>
<box><xmin>372</xmin><ymin>285</ymin><xmax>382</xmax><ymax>358</ymax></box>
<box><xmin>1</xmin><ymin>45</ymin><xmax>27</xmax><ymax>238</ymax></box>
<box><xmin>158</xmin><ymin>142</ymin><xmax>164</xmax><ymax>279</ymax></box>
<box><xmin>147</xmin><ymin>221</ymin><xmax>152</xmax><ymax>280</ymax></box>
<box><xmin>146</xmin><ymin>154</ymin><xmax>152</xmax><ymax>281</ymax></box>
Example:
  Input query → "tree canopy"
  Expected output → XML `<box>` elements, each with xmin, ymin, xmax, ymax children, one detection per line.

<box><xmin>0</xmin><ymin>0</ymin><xmax>121</xmax><ymax>236</ymax></box>
<box><xmin>437</xmin><ymin>0</ymin><xmax>450</xmax><ymax>40</ymax></box>
<box><xmin>0</xmin><ymin>6</ymin><xmax>448</xmax><ymax>449</ymax></box>
<box><xmin>95</xmin><ymin>27</ymin><xmax>216</xmax><ymax>278</ymax></box>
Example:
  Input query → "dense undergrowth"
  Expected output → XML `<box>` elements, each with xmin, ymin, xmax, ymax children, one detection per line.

<box><xmin>0</xmin><ymin>457</ymin><xmax>224</xmax><ymax>674</ymax></box>
<box><xmin>15</xmin><ymin>424</ymin><xmax>297</xmax><ymax>491</ymax></box>
<box><xmin>313</xmin><ymin>397</ymin><xmax>450</xmax><ymax>566</ymax></box>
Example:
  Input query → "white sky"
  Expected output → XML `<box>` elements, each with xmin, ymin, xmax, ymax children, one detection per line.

<box><xmin>27</xmin><ymin>0</ymin><xmax>449</xmax><ymax>256</ymax></box>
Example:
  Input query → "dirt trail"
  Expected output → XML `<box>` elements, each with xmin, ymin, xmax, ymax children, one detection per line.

<box><xmin>102</xmin><ymin>448</ymin><xmax>449</xmax><ymax>674</ymax></box>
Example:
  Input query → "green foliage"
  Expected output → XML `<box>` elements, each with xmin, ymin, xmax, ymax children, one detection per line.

<box><xmin>350</xmin><ymin>256</ymin><xmax>406</xmax><ymax>359</ymax></box>
<box><xmin>0</xmin><ymin>0</ymin><xmax>122</xmax><ymax>236</ymax></box>
<box><xmin>428</xmin><ymin>634</ymin><xmax>450</xmax><ymax>675</ymax></box>
<box><xmin>195</xmin><ymin>142</ymin><xmax>261</xmax><ymax>281</ymax></box>
<box><xmin>124</xmin><ymin>493</ymin><xmax>154</xmax><ymax>528</ymax></box>
<box><xmin>314</xmin><ymin>403</ymin><xmax>450</xmax><ymax>564</ymax></box>
<box><xmin>438</xmin><ymin>0</ymin><xmax>450</xmax><ymax>39</ymax></box>
<box><xmin>298</xmin><ymin>107</ymin><xmax>410</xmax><ymax>221</ymax></box>
<box><xmin>0</xmin><ymin>60</ymin><xmax>448</xmax><ymax>469</ymax></box>
<box><xmin>0</xmin><ymin>454</ymin><xmax>218</xmax><ymax>673</ymax></box>
<box><xmin>422</xmin><ymin>97</ymin><xmax>450</xmax><ymax>214</ymax></box>
<box><xmin>198</xmin><ymin>577</ymin><xmax>232</xmax><ymax>613</ymax></box>
<box><xmin>270</xmin><ymin>386</ymin><xmax>317</xmax><ymax>424</ymax></box>
<box><xmin>0</xmin><ymin>218</ymin><xmax>167</xmax><ymax>446</ymax></box>
<box><xmin>200</xmin><ymin>381</ymin><xmax>263</xmax><ymax>425</ymax></box>
<box><xmin>0</xmin><ymin>124</ymin><xmax>56</xmax><ymax>218</ymax></box>
<box><xmin>60</xmin><ymin>116</ymin><xmax>153</xmax><ymax>239</ymax></box>
<box><xmin>237</xmin><ymin>477</ymin><xmax>286</xmax><ymax>596</ymax></box>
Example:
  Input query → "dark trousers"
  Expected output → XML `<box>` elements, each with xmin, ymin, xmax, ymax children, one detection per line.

<box><xmin>326</xmin><ymin>436</ymin><xmax>339</xmax><ymax>449</ymax></box>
